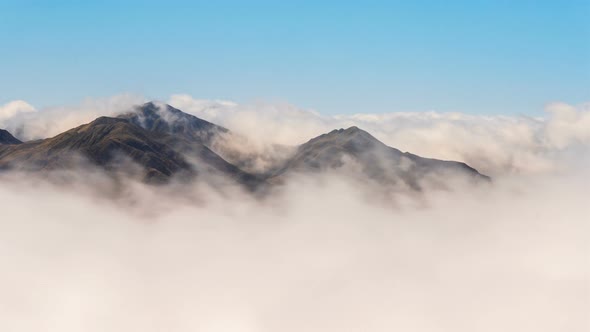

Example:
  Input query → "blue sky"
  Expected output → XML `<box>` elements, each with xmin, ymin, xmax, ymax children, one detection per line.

<box><xmin>1</xmin><ymin>0</ymin><xmax>589</xmax><ymax>115</ymax></box>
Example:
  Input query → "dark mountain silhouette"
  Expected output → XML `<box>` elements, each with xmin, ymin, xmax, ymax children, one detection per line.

<box><xmin>0</xmin><ymin>129</ymin><xmax>22</xmax><ymax>145</ymax></box>
<box><xmin>0</xmin><ymin>102</ymin><xmax>489</xmax><ymax>190</ymax></box>
<box><xmin>269</xmin><ymin>126</ymin><xmax>489</xmax><ymax>189</ymax></box>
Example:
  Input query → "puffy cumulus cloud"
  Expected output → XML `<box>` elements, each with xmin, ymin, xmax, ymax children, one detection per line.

<box><xmin>0</xmin><ymin>100</ymin><xmax>37</xmax><ymax>122</ymax></box>
<box><xmin>168</xmin><ymin>93</ymin><xmax>238</xmax><ymax>119</ymax></box>
<box><xmin>544</xmin><ymin>102</ymin><xmax>590</xmax><ymax>149</ymax></box>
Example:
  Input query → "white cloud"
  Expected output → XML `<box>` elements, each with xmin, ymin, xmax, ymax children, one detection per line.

<box><xmin>169</xmin><ymin>95</ymin><xmax>590</xmax><ymax>176</ymax></box>
<box><xmin>0</xmin><ymin>100</ymin><xmax>36</xmax><ymax>122</ymax></box>
<box><xmin>544</xmin><ymin>102</ymin><xmax>590</xmax><ymax>149</ymax></box>
<box><xmin>0</xmin><ymin>167</ymin><xmax>588</xmax><ymax>332</ymax></box>
<box><xmin>0</xmin><ymin>94</ymin><xmax>145</xmax><ymax>140</ymax></box>
<box><xmin>0</xmin><ymin>94</ymin><xmax>588</xmax><ymax>331</ymax></box>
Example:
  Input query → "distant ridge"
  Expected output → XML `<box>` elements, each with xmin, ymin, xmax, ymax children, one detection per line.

<box><xmin>268</xmin><ymin>126</ymin><xmax>489</xmax><ymax>189</ymax></box>
<box><xmin>0</xmin><ymin>102</ymin><xmax>489</xmax><ymax>190</ymax></box>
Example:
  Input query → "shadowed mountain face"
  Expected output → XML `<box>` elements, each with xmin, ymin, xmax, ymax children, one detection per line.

<box><xmin>270</xmin><ymin>126</ymin><xmax>489</xmax><ymax>189</ymax></box>
<box><xmin>0</xmin><ymin>102</ymin><xmax>489</xmax><ymax>190</ymax></box>
<box><xmin>0</xmin><ymin>129</ymin><xmax>22</xmax><ymax>145</ymax></box>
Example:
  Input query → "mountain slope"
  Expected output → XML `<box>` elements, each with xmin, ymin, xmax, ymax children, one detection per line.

<box><xmin>0</xmin><ymin>111</ymin><xmax>262</xmax><ymax>187</ymax></box>
<box><xmin>117</xmin><ymin>102</ymin><xmax>261</xmax><ymax>188</ymax></box>
<box><xmin>0</xmin><ymin>117</ymin><xmax>193</xmax><ymax>182</ymax></box>
<box><xmin>270</xmin><ymin>126</ymin><xmax>488</xmax><ymax>189</ymax></box>
<box><xmin>0</xmin><ymin>129</ymin><xmax>22</xmax><ymax>145</ymax></box>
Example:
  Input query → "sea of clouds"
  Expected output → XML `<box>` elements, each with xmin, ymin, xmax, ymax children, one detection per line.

<box><xmin>0</xmin><ymin>96</ymin><xmax>588</xmax><ymax>331</ymax></box>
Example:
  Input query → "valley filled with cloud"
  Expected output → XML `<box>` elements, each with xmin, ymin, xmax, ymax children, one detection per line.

<box><xmin>0</xmin><ymin>96</ymin><xmax>588</xmax><ymax>331</ymax></box>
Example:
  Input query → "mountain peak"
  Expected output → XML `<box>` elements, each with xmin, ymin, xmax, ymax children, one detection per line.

<box><xmin>136</xmin><ymin>101</ymin><xmax>178</xmax><ymax>115</ymax></box>
<box><xmin>118</xmin><ymin>102</ymin><xmax>227</xmax><ymax>145</ymax></box>
<box><xmin>329</xmin><ymin>126</ymin><xmax>361</xmax><ymax>134</ymax></box>
<box><xmin>315</xmin><ymin>125</ymin><xmax>384</xmax><ymax>151</ymax></box>
<box><xmin>344</xmin><ymin>125</ymin><xmax>361</xmax><ymax>132</ymax></box>
<box><xmin>128</xmin><ymin>101</ymin><xmax>185</xmax><ymax>120</ymax></box>
<box><xmin>325</xmin><ymin>126</ymin><xmax>362</xmax><ymax>136</ymax></box>
<box><xmin>271</xmin><ymin>125</ymin><xmax>489</xmax><ymax>187</ymax></box>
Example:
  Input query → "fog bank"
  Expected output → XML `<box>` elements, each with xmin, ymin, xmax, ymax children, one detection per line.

<box><xmin>0</xmin><ymin>95</ymin><xmax>588</xmax><ymax>331</ymax></box>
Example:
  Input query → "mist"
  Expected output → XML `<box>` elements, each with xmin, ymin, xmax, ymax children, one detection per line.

<box><xmin>0</xmin><ymin>96</ymin><xmax>588</xmax><ymax>331</ymax></box>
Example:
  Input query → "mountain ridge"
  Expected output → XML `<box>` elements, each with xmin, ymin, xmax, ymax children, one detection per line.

<box><xmin>0</xmin><ymin>102</ymin><xmax>489</xmax><ymax>191</ymax></box>
<box><xmin>268</xmin><ymin>125</ymin><xmax>488</xmax><ymax>189</ymax></box>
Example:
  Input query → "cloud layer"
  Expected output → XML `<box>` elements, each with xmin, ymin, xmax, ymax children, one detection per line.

<box><xmin>0</xmin><ymin>168</ymin><xmax>588</xmax><ymax>332</ymax></box>
<box><xmin>0</xmin><ymin>95</ymin><xmax>588</xmax><ymax>331</ymax></box>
